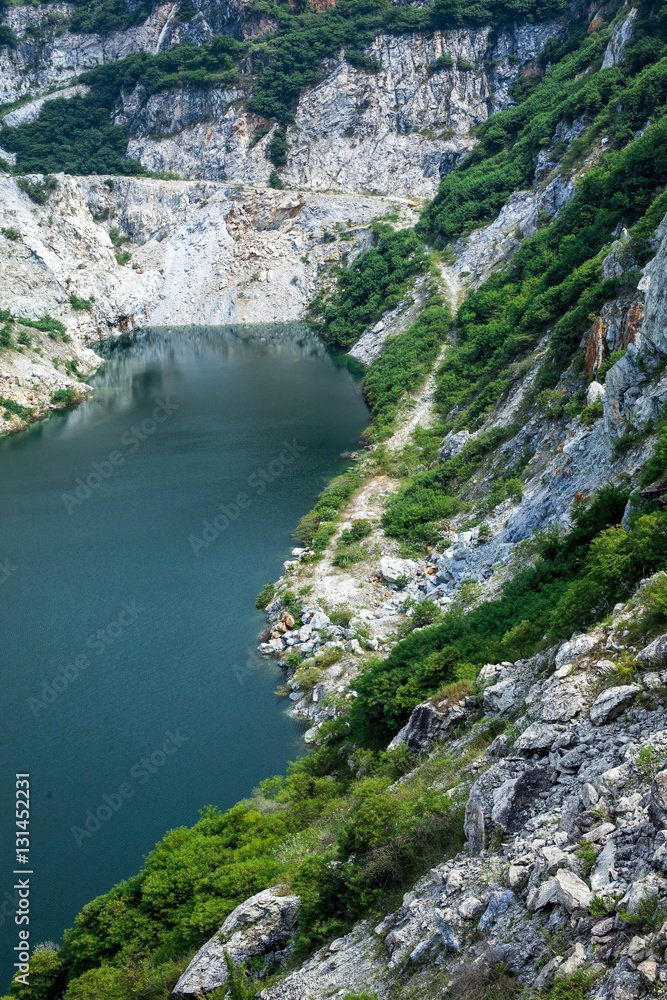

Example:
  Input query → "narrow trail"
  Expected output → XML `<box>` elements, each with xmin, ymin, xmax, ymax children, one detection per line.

<box><xmin>385</xmin><ymin>260</ymin><xmax>461</xmax><ymax>453</ymax></box>
<box><xmin>386</xmin><ymin>342</ymin><xmax>448</xmax><ymax>453</ymax></box>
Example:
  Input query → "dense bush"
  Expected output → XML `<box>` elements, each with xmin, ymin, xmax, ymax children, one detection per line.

<box><xmin>314</xmin><ymin>227</ymin><xmax>428</xmax><ymax>350</ymax></box>
<box><xmin>6</xmin><ymin>746</ymin><xmax>462</xmax><ymax>1000</ymax></box>
<box><xmin>2</xmin><ymin>96</ymin><xmax>143</xmax><ymax>176</ymax></box>
<box><xmin>293</xmin><ymin>473</ymin><xmax>359</xmax><ymax>547</ymax></box>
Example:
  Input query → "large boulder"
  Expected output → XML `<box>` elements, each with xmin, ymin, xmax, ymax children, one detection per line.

<box><xmin>590</xmin><ymin>840</ymin><xmax>617</xmax><ymax>894</ymax></box>
<box><xmin>439</xmin><ymin>429</ymin><xmax>470</xmax><ymax>462</ymax></box>
<box><xmin>380</xmin><ymin>556</ymin><xmax>418</xmax><ymax>584</ymax></box>
<box><xmin>482</xmin><ymin>678</ymin><xmax>518</xmax><ymax>714</ymax></box>
<box><xmin>589</xmin><ymin>685</ymin><xmax>640</xmax><ymax>726</ymax></box>
<box><xmin>555</xmin><ymin>870</ymin><xmax>592</xmax><ymax>912</ymax></box>
<box><xmin>172</xmin><ymin>886</ymin><xmax>299</xmax><ymax>998</ymax></box>
<box><xmin>491</xmin><ymin>767</ymin><xmax>555</xmax><ymax>833</ymax></box>
<box><xmin>555</xmin><ymin>634</ymin><xmax>598</xmax><ymax>669</ymax></box>
<box><xmin>388</xmin><ymin>700</ymin><xmax>467</xmax><ymax>755</ymax></box>
<box><xmin>638</xmin><ymin>634</ymin><xmax>667</xmax><ymax>669</ymax></box>
<box><xmin>514</xmin><ymin>722</ymin><xmax>563</xmax><ymax>755</ymax></box>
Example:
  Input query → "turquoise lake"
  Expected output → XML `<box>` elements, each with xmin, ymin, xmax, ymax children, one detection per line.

<box><xmin>0</xmin><ymin>324</ymin><xmax>369</xmax><ymax>988</ymax></box>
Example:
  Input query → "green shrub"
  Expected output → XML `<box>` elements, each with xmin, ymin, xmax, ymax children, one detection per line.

<box><xmin>294</xmin><ymin>474</ymin><xmax>359</xmax><ymax>546</ymax></box>
<box><xmin>314</xmin><ymin>228</ymin><xmax>428</xmax><ymax>350</ymax></box>
<box><xmin>576</xmin><ymin>839</ymin><xmax>597</xmax><ymax>875</ymax></box>
<box><xmin>1</xmin><ymin>226</ymin><xmax>19</xmax><ymax>240</ymax></box>
<box><xmin>339</xmin><ymin>520</ymin><xmax>373</xmax><ymax>543</ymax></box>
<box><xmin>256</xmin><ymin>583</ymin><xmax>276</xmax><ymax>610</ymax></box>
<box><xmin>581</xmin><ymin>398</ymin><xmax>603</xmax><ymax>425</ymax></box>
<box><xmin>0</xmin><ymin>324</ymin><xmax>14</xmax><ymax>348</ymax></box>
<box><xmin>3</xmin><ymin>946</ymin><xmax>63</xmax><ymax>1000</ymax></box>
<box><xmin>51</xmin><ymin>388</ymin><xmax>80</xmax><ymax>405</ymax></box>
<box><xmin>267</xmin><ymin>127</ymin><xmax>288</xmax><ymax>168</ymax></box>
<box><xmin>432</xmin><ymin>53</ymin><xmax>454</xmax><ymax>71</ymax></box>
<box><xmin>620</xmin><ymin>891</ymin><xmax>666</xmax><ymax>932</ymax></box>
<box><xmin>0</xmin><ymin>395</ymin><xmax>32</xmax><ymax>420</ymax></box>
<box><xmin>329</xmin><ymin>605</ymin><xmax>353</xmax><ymax>627</ymax></box>
<box><xmin>538</xmin><ymin>388</ymin><xmax>567</xmax><ymax>420</ymax></box>
<box><xmin>398</xmin><ymin>598</ymin><xmax>443</xmax><ymax>636</ymax></box>
<box><xmin>69</xmin><ymin>294</ymin><xmax>94</xmax><ymax>313</ymax></box>
<box><xmin>0</xmin><ymin>24</ymin><xmax>16</xmax><ymax>48</ymax></box>
<box><xmin>17</xmin><ymin>175</ymin><xmax>57</xmax><ymax>204</ymax></box>
<box><xmin>332</xmin><ymin>543</ymin><xmax>369</xmax><ymax>567</ymax></box>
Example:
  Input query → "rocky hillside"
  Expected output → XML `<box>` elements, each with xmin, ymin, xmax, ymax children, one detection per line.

<box><xmin>4</xmin><ymin>0</ymin><xmax>667</xmax><ymax>998</ymax></box>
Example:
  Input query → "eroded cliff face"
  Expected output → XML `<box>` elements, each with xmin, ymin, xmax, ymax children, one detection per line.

<box><xmin>0</xmin><ymin>2</ymin><xmax>559</xmax><ymax>196</ymax></box>
<box><xmin>124</xmin><ymin>23</ymin><xmax>558</xmax><ymax>197</ymax></box>
<box><xmin>0</xmin><ymin>0</ymin><xmax>255</xmax><ymax>106</ymax></box>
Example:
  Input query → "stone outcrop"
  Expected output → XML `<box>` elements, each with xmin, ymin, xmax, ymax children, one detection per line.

<box><xmin>248</xmin><ymin>611</ymin><xmax>667</xmax><ymax>999</ymax></box>
<box><xmin>173</xmin><ymin>886</ymin><xmax>299</xmax><ymax>999</ymax></box>
<box><xmin>601</xmin><ymin>8</ymin><xmax>638</xmax><ymax>70</ymax></box>
<box><xmin>124</xmin><ymin>24</ymin><xmax>560</xmax><ymax>197</ymax></box>
<box><xmin>2</xmin><ymin>172</ymin><xmax>359</xmax><ymax>331</ymax></box>
<box><xmin>0</xmin><ymin>0</ymin><xmax>252</xmax><ymax>105</ymax></box>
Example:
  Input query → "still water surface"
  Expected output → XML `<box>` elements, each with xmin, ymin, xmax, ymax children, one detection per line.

<box><xmin>0</xmin><ymin>324</ymin><xmax>368</xmax><ymax>986</ymax></box>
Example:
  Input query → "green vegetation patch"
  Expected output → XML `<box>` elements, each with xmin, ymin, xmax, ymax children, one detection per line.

<box><xmin>313</xmin><ymin>226</ymin><xmax>428</xmax><ymax>350</ymax></box>
<box><xmin>362</xmin><ymin>294</ymin><xmax>451</xmax><ymax>441</ymax></box>
<box><xmin>294</xmin><ymin>472</ymin><xmax>359</xmax><ymax>549</ymax></box>
<box><xmin>9</xmin><ymin>744</ymin><xmax>462</xmax><ymax>1000</ymax></box>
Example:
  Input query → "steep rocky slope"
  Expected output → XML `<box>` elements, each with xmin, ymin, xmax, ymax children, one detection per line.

<box><xmin>123</xmin><ymin>22</ymin><xmax>557</xmax><ymax>195</ymax></box>
<box><xmin>0</xmin><ymin>4</ymin><xmax>559</xmax><ymax>192</ymax></box>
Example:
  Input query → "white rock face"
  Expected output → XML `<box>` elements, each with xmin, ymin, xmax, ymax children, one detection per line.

<box><xmin>639</xmin><ymin>213</ymin><xmax>667</xmax><ymax>359</ymax></box>
<box><xmin>590</xmin><ymin>685</ymin><xmax>640</xmax><ymax>726</ymax></box>
<box><xmin>586</xmin><ymin>381</ymin><xmax>605</xmax><ymax>406</ymax></box>
<box><xmin>0</xmin><ymin>173</ymin><xmax>409</xmax><ymax>333</ymax></box>
<box><xmin>554</xmin><ymin>870</ymin><xmax>592</xmax><ymax>912</ymax></box>
<box><xmin>0</xmin><ymin>0</ymin><xmax>251</xmax><ymax>105</ymax></box>
<box><xmin>590</xmin><ymin>840</ymin><xmax>617</xmax><ymax>893</ymax></box>
<box><xmin>0</xmin><ymin>3</ymin><xmax>176</xmax><ymax>105</ymax></box>
<box><xmin>172</xmin><ymin>886</ymin><xmax>299</xmax><ymax>999</ymax></box>
<box><xmin>601</xmin><ymin>8</ymin><xmax>638</xmax><ymax>70</ymax></box>
<box><xmin>380</xmin><ymin>556</ymin><xmax>419</xmax><ymax>583</ymax></box>
<box><xmin>126</xmin><ymin>23</ymin><xmax>560</xmax><ymax>197</ymax></box>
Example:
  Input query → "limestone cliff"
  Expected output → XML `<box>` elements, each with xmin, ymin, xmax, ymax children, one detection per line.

<box><xmin>124</xmin><ymin>23</ymin><xmax>558</xmax><ymax>196</ymax></box>
<box><xmin>4</xmin><ymin>4</ymin><xmax>667</xmax><ymax>999</ymax></box>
